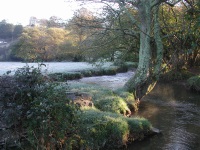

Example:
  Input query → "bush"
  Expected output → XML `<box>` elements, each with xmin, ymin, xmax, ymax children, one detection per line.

<box><xmin>1</xmin><ymin>65</ymin><xmax>80</xmax><ymax>149</ymax></box>
<box><xmin>77</xmin><ymin>107</ymin><xmax>152</xmax><ymax>149</ymax></box>
<box><xmin>160</xmin><ymin>69</ymin><xmax>194</xmax><ymax>81</ymax></box>
<box><xmin>186</xmin><ymin>75</ymin><xmax>200</xmax><ymax>92</ymax></box>
<box><xmin>48</xmin><ymin>72</ymin><xmax>82</xmax><ymax>81</ymax></box>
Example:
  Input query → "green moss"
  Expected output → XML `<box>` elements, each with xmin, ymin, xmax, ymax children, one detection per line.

<box><xmin>186</xmin><ymin>75</ymin><xmax>200</xmax><ymax>92</ymax></box>
<box><xmin>115</xmin><ymin>88</ymin><xmax>137</xmax><ymax>111</ymax></box>
<box><xmin>77</xmin><ymin>108</ymin><xmax>152</xmax><ymax>149</ymax></box>
<box><xmin>69</xmin><ymin>83</ymin><xmax>138</xmax><ymax>114</ymax></box>
<box><xmin>95</xmin><ymin>96</ymin><xmax>130</xmax><ymax>115</ymax></box>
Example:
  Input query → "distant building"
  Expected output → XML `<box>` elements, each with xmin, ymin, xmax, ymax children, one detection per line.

<box><xmin>29</xmin><ymin>16</ymin><xmax>39</xmax><ymax>26</ymax></box>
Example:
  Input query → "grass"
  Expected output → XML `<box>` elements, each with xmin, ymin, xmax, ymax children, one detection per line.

<box><xmin>77</xmin><ymin>107</ymin><xmax>152</xmax><ymax>149</ymax></box>
<box><xmin>95</xmin><ymin>96</ymin><xmax>131</xmax><ymax>116</ymax></box>
<box><xmin>47</xmin><ymin>62</ymin><xmax>137</xmax><ymax>81</ymax></box>
<box><xmin>69</xmin><ymin>82</ymin><xmax>137</xmax><ymax>115</ymax></box>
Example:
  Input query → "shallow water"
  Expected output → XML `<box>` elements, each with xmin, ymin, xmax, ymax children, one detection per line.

<box><xmin>78</xmin><ymin>73</ymin><xmax>200</xmax><ymax>150</ymax></box>
<box><xmin>128</xmin><ymin>83</ymin><xmax>200</xmax><ymax>150</ymax></box>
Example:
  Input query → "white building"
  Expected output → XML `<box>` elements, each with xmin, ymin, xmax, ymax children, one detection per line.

<box><xmin>29</xmin><ymin>16</ymin><xmax>39</xmax><ymax>26</ymax></box>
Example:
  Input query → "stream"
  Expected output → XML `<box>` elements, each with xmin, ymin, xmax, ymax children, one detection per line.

<box><xmin>77</xmin><ymin>72</ymin><xmax>200</xmax><ymax>150</ymax></box>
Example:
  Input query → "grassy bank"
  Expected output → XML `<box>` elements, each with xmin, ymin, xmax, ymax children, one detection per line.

<box><xmin>69</xmin><ymin>82</ymin><xmax>138</xmax><ymax>114</ymax></box>
<box><xmin>77</xmin><ymin>107</ymin><xmax>152</xmax><ymax>149</ymax></box>
<box><xmin>48</xmin><ymin>62</ymin><xmax>138</xmax><ymax>81</ymax></box>
<box><xmin>0</xmin><ymin>64</ymin><xmax>155</xmax><ymax>150</ymax></box>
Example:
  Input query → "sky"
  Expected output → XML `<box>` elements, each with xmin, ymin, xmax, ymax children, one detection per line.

<box><xmin>0</xmin><ymin>0</ymin><xmax>103</xmax><ymax>26</ymax></box>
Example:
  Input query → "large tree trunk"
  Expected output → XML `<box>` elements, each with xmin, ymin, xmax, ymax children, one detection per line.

<box><xmin>124</xmin><ymin>1</ymin><xmax>163</xmax><ymax>100</ymax></box>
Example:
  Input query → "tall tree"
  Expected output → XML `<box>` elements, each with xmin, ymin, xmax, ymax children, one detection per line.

<box><xmin>13</xmin><ymin>25</ymin><xmax>23</xmax><ymax>38</ymax></box>
<box><xmin>74</xmin><ymin>0</ymin><xmax>182</xmax><ymax>100</ymax></box>
<box><xmin>81</xmin><ymin>6</ymin><xmax>139</xmax><ymax>62</ymax></box>
<box><xmin>67</xmin><ymin>7</ymin><xmax>101</xmax><ymax>61</ymax></box>
<box><xmin>11</xmin><ymin>27</ymin><xmax>68</xmax><ymax>61</ymax></box>
<box><xmin>0</xmin><ymin>20</ymin><xmax>14</xmax><ymax>39</ymax></box>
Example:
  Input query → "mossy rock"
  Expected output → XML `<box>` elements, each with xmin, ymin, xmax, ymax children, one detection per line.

<box><xmin>186</xmin><ymin>75</ymin><xmax>200</xmax><ymax>92</ymax></box>
<box><xmin>95</xmin><ymin>96</ymin><xmax>131</xmax><ymax>116</ymax></box>
<box><xmin>77</xmin><ymin>107</ymin><xmax>152</xmax><ymax>149</ymax></box>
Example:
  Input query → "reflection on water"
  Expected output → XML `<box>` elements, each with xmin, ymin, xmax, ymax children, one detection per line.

<box><xmin>129</xmin><ymin>83</ymin><xmax>200</xmax><ymax>150</ymax></box>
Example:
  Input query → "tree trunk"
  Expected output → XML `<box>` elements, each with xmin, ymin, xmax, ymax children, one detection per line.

<box><xmin>124</xmin><ymin>1</ymin><xmax>163</xmax><ymax>100</ymax></box>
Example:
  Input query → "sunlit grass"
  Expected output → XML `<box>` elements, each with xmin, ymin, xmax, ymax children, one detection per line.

<box><xmin>69</xmin><ymin>82</ymin><xmax>136</xmax><ymax>115</ymax></box>
<box><xmin>78</xmin><ymin>107</ymin><xmax>152</xmax><ymax>149</ymax></box>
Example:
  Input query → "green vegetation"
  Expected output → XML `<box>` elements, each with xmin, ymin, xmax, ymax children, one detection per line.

<box><xmin>48</xmin><ymin>62</ymin><xmax>137</xmax><ymax>81</ymax></box>
<box><xmin>69</xmin><ymin>82</ymin><xmax>137</xmax><ymax>114</ymax></box>
<box><xmin>186</xmin><ymin>75</ymin><xmax>200</xmax><ymax>92</ymax></box>
<box><xmin>1</xmin><ymin>0</ymin><xmax>200</xmax><ymax>148</ymax></box>
<box><xmin>160</xmin><ymin>69</ymin><xmax>195</xmax><ymax>82</ymax></box>
<box><xmin>115</xmin><ymin>88</ymin><xmax>138</xmax><ymax>111</ymax></box>
<box><xmin>48</xmin><ymin>68</ymin><xmax>117</xmax><ymax>81</ymax></box>
<box><xmin>0</xmin><ymin>65</ymin><xmax>79</xmax><ymax>149</ymax></box>
<box><xmin>0</xmin><ymin>65</ymin><xmax>153</xmax><ymax>149</ymax></box>
<box><xmin>78</xmin><ymin>107</ymin><xmax>152</xmax><ymax>149</ymax></box>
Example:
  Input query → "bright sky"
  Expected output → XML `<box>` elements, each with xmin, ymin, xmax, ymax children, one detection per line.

<box><xmin>0</xmin><ymin>0</ymin><xmax>103</xmax><ymax>26</ymax></box>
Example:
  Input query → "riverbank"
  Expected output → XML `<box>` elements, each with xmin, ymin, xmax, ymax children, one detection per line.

<box><xmin>0</xmin><ymin>64</ymin><xmax>158</xmax><ymax>150</ymax></box>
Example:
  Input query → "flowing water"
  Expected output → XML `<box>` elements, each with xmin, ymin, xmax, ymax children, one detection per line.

<box><xmin>78</xmin><ymin>72</ymin><xmax>200</xmax><ymax>150</ymax></box>
<box><xmin>128</xmin><ymin>83</ymin><xmax>200</xmax><ymax>150</ymax></box>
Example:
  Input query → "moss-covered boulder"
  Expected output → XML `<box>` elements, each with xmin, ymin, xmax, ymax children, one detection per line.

<box><xmin>186</xmin><ymin>75</ymin><xmax>200</xmax><ymax>92</ymax></box>
<box><xmin>77</xmin><ymin>107</ymin><xmax>153</xmax><ymax>149</ymax></box>
<box><xmin>95</xmin><ymin>96</ymin><xmax>131</xmax><ymax>116</ymax></box>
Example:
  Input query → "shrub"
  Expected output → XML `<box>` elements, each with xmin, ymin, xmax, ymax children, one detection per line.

<box><xmin>48</xmin><ymin>72</ymin><xmax>82</xmax><ymax>81</ymax></box>
<box><xmin>1</xmin><ymin>65</ymin><xmax>80</xmax><ymax>149</ymax></box>
<box><xmin>102</xmin><ymin>68</ymin><xmax>117</xmax><ymax>75</ymax></box>
<box><xmin>186</xmin><ymin>75</ymin><xmax>200</xmax><ymax>92</ymax></box>
<box><xmin>160</xmin><ymin>69</ymin><xmax>194</xmax><ymax>81</ymax></box>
